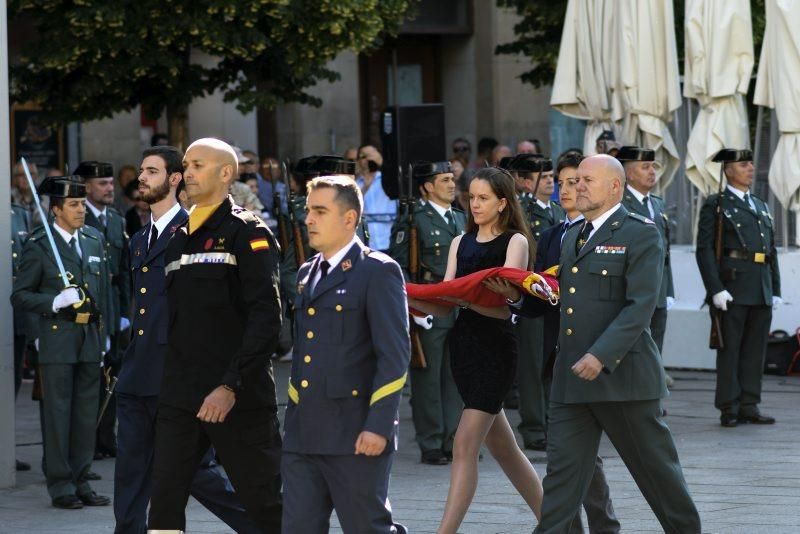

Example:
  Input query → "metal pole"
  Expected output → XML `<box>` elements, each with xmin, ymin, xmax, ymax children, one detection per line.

<box><xmin>0</xmin><ymin>0</ymin><xmax>18</xmax><ymax>488</ymax></box>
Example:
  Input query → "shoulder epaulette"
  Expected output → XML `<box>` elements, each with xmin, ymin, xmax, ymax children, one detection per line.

<box><xmin>231</xmin><ymin>204</ymin><xmax>268</xmax><ymax>229</ymax></box>
<box><xmin>81</xmin><ymin>225</ymin><xmax>103</xmax><ymax>240</ymax></box>
<box><xmin>628</xmin><ymin>212</ymin><xmax>655</xmax><ymax>225</ymax></box>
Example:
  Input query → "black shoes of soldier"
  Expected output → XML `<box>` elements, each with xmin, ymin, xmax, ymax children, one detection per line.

<box><xmin>84</xmin><ymin>470</ymin><xmax>102</xmax><ymax>481</ymax></box>
<box><xmin>738</xmin><ymin>412</ymin><xmax>776</xmax><ymax>424</ymax></box>
<box><xmin>15</xmin><ymin>460</ymin><xmax>31</xmax><ymax>471</ymax></box>
<box><xmin>52</xmin><ymin>495</ymin><xmax>83</xmax><ymax>509</ymax></box>
<box><xmin>421</xmin><ymin>450</ymin><xmax>449</xmax><ymax>465</ymax></box>
<box><xmin>720</xmin><ymin>413</ymin><xmax>739</xmax><ymax>427</ymax></box>
<box><xmin>524</xmin><ymin>439</ymin><xmax>547</xmax><ymax>452</ymax></box>
<box><xmin>77</xmin><ymin>491</ymin><xmax>111</xmax><ymax>506</ymax></box>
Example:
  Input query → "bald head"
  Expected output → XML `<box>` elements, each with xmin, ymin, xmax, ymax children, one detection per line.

<box><xmin>185</xmin><ymin>138</ymin><xmax>238</xmax><ymax>175</ymax></box>
<box><xmin>183</xmin><ymin>138</ymin><xmax>238</xmax><ymax>206</ymax></box>
<box><xmin>575</xmin><ymin>154</ymin><xmax>626</xmax><ymax>220</ymax></box>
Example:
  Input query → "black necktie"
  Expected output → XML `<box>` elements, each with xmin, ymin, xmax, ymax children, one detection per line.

<box><xmin>575</xmin><ymin>221</ymin><xmax>594</xmax><ymax>255</ymax></box>
<box><xmin>319</xmin><ymin>260</ymin><xmax>330</xmax><ymax>282</ymax></box>
<box><xmin>98</xmin><ymin>213</ymin><xmax>107</xmax><ymax>228</ymax></box>
<box><xmin>445</xmin><ymin>210</ymin><xmax>456</xmax><ymax>233</ymax></box>
<box><xmin>642</xmin><ymin>196</ymin><xmax>654</xmax><ymax>218</ymax></box>
<box><xmin>69</xmin><ymin>237</ymin><xmax>80</xmax><ymax>258</ymax></box>
<box><xmin>743</xmin><ymin>193</ymin><xmax>756</xmax><ymax>212</ymax></box>
<box><xmin>148</xmin><ymin>226</ymin><xmax>159</xmax><ymax>252</ymax></box>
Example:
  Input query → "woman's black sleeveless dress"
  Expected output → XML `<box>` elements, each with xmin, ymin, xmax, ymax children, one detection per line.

<box><xmin>448</xmin><ymin>231</ymin><xmax>518</xmax><ymax>414</ymax></box>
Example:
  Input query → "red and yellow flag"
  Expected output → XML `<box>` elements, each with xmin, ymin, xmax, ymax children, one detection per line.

<box><xmin>249</xmin><ymin>238</ymin><xmax>269</xmax><ymax>252</ymax></box>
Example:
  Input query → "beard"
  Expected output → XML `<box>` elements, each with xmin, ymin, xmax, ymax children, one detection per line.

<box><xmin>140</xmin><ymin>176</ymin><xmax>171</xmax><ymax>204</ymax></box>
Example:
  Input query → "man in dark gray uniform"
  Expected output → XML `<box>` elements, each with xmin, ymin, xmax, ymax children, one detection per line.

<box><xmin>282</xmin><ymin>175</ymin><xmax>410</xmax><ymax>533</ymax></box>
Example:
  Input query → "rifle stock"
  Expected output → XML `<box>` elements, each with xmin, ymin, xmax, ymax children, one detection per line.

<box><xmin>403</xmin><ymin>164</ymin><xmax>426</xmax><ymax>369</ymax></box>
<box><xmin>709</xmin><ymin>165</ymin><xmax>726</xmax><ymax>349</ymax></box>
<box><xmin>282</xmin><ymin>162</ymin><xmax>307</xmax><ymax>268</ymax></box>
<box><xmin>271</xmin><ymin>172</ymin><xmax>289</xmax><ymax>253</ymax></box>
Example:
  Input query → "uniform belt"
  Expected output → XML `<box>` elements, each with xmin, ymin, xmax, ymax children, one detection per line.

<box><xmin>43</xmin><ymin>310</ymin><xmax>97</xmax><ymax>324</ymax></box>
<box><xmin>724</xmin><ymin>249</ymin><xmax>769</xmax><ymax>264</ymax></box>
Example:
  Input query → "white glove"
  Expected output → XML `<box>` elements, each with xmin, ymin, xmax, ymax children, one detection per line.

<box><xmin>119</xmin><ymin>317</ymin><xmax>131</xmax><ymax>331</ymax></box>
<box><xmin>772</xmin><ymin>296</ymin><xmax>783</xmax><ymax>309</ymax></box>
<box><xmin>105</xmin><ymin>336</ymin><xmax>111</xmax><ymax>353</ymax></box>
<box><xmin>666</xmin><ymin>296</ymin><xmax>675</xmax><ymax>311</ymax></box>
<box><xmin>34</xmin><ymin>338</ymin><xmax>39</xmax><ymax>351</ymax></box>
<box><xmin>712</xmin><ymin>290</ymin><xmax>734</xmax><ymax>311</ymax></box>
<box><xmin>52</xmin><ymin>287</ymin><xmax>81</xmax><ymax>312</ymax></box>
<box><xmin>412</xmin><ymin>314</ymin><xmax>434</xmax><ymax>330</ymax></box>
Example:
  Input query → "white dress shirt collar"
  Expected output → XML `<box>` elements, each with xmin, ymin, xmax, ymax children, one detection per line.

<box><xmin>53</xmin><ymin>223</ymin><xmax>81</xmax><ymax>257</ymax></box>
<box><xmin>150</xmin><ymin>202</ymin><xmax>182</xmax><ymax>238</ymax></box>
<box><xmin>585</xmin><ymin>203</ymin><xmax>622</xmax><ymax>238</ymax></box>
<box><xmin>427</xmin><ymin>200</ymin><xmax>451</xmax><ymax>221</ymax></box>
<box><xmin>86</xmin><ymin>200</ymin><xmax>107</xmax><ymax>219</ymax></box>
<box><xmin>536</xmin><ymin>198</ymin><xmax>551</xmax><ymax>210</ymax></box>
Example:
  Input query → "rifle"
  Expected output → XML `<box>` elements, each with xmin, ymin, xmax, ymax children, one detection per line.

<box><xmin>709</xmin><ymin>163</ymin><xmax>726</xmax><ymax>349</ymax></box>
<box><xmin>405</xmin><ymin>164</ymin><xmax>427</xmax><ymax>369</ymax></box>
<box><xmin>271</xmin><ymin>163</ymin><xmax>289</xmax><ymax>253</ymax></box>
<box><xmin>282</xmin><ymin>161</ymin><xmax>306</xmax><ymax>268</ymax></box>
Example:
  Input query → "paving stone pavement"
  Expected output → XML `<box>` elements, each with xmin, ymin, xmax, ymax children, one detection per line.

<box><xmin>3</xmin><ymin>366</ymin><xmax>800</xmax><ymax>533</ymax></box>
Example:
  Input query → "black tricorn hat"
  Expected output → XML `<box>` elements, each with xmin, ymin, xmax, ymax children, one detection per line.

<box><xmin>712</xmin><ymin>148</ymin><xmax>753</xmax><ymax>163</ymax></box>
<box><xmin>74</xmin><ymin>161</ymin><xmax>114</xmax><ymax>179</ymax></box>
<box><xmin>508</xmin><ymin>154</ymin><xmax>541</xmax><ymax>173</ymax></box>
<box><xmin>310</xmin><ymin>155</ymin><xmax>356</xmax><ymax>177</ymax></box>
<box><xmin>597</xmin><ymin>130</ymin><xmax>616</xmax><ymax>142</ymax></box>
<box><xmin>412</xmin><ymin>161</ymin><xmax>452</xmax><ymax>179</ymax></box>
<box><xmin>38</xmin><ymin>176</ymin><xmax>86</xmax><ymax>198</ymax></box>
<box><xmin>616</xmin><ymin>146</ymin><xmax>655</xmax><ymax>162</ymax></box>
<box><xmin>293</xmin><ymin>156</ymin><xmax>320</xmax><ymax>177</ymax></box>
<box><xmin>497</xmin><ymin>156</ymin><xmax>515</xmax><ymax>170</ymax></box>
<box><xmin>537</xmin><ymin>157</ymin><xmax>554</xmax><ymax>173</ymax></box>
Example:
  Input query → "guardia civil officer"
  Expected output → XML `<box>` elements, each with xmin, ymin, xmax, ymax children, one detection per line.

<box><xmin>696</xmin><ymin>148</ymin><xmax>780</xmax><ymax>427</ymax></box>
<box><xmin>147</xmin><ymin>138</ymin><xmax>283</xmax><ymax>532</ymax></box>
<box><xmin>496</xmin><ymin>155</ymin><xmax>700</xmax><ymax>533</ymax></box>
<box><xmin>389</xmin><ymin>161</ymin><xmax>465</xmax><ymax>465</ymax></box>
<box><xmin>114</xmin><ymin>145</ymin><xmax>259</xmax><ymax>534</ymax></box>
<box><xmin>527</xmin><ymin>157</ymin><xmax>566</xmax><ymax>241</ymax></box>
<box><xmin>11</xmin><ymin>176</ymin><xmax>112</xmax><ymax>509</ymax></box>
<box><xmin>282</xmin><ymin>175</ymin><xmax>410</xmax><ymax>533</ymax></box>
<box><xmin>618</xmin><ymin>146</ymin><xmax>675</xmax><ymax>387</ymax></box>
<box><xmin>75</xmin><ymin>160</ymin><xmax>131</xmax><ymax>458</ymax></box>
<box><xmin>11</xmin><ymin>201</ymin><xmax>32</xmax><ymax>472</ymax></box>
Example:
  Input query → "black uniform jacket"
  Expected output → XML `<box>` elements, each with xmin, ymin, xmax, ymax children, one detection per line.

<box><xmin>161</xmin><ymin>196</ymin><xmax>282</xmax><ymax>412</ymax></box>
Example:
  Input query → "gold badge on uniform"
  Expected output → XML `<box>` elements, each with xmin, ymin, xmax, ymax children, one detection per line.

<box><xmin>297</xmin><ymin>283</ymin><xmax>305</xmax><ymax>294</ymax></box>
<box><xmin>341</xmin><ymin>259</ymin><xmax>352</xmax><ymax>272</ymax></box>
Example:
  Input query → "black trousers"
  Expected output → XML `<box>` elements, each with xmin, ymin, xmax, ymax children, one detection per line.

<box><xmin>148</xmin><ymin>403</ymin><xmax>283</xmax><ymax>532</ymax></box>
<box><xmin>14</xmin><ymin>334</ymin><xmax>25</xmax><ymax>397</ymax></box>
<box><xmin>96</xmin><ymin>333</ymin><xmax>119</xmax><ymax>454</ymax></box>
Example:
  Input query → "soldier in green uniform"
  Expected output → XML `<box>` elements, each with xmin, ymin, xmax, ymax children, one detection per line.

<box><xmin>75</xmin><ymin>160</ymin><xmax>131</xmax><ymax>458</ymax></box>
<box><xmin>389</xmin><ymin>161</ymin><xmax>465</xmax><ymax>465</ymax></box>
<box><xmin>696</xmin><ymin>148</ymin><xmax>780</xmax><ymax>427</ymax></box>
<box><xmin>527</xmin><ymin>157</ymin><xmax>566</xmax><ymax>240</ymax></box>
<box><xmin>11</xmin><ymin>176</ymin><xmax>112</xmax><ymax>509</ymax></box>
<box><xmin>618</xmin><ymin>146</ymin><xmax>676</xmax><ymax>388</ymax></box>
<box><xmin>11</xmin><ymin>202</ymin><xmax>32</xmax><ymax>471</ymax></box>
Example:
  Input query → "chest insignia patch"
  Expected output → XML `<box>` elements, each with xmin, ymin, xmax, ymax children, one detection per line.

<box><xmin>89</xmin><ymin>255</ymin><xmax>102</xmax><ymax>263</ymax></box>
<box><xmin>395</xmin><ymin>231</ymin><xmax>405</xmax><ymax>244</ymax></box>
<box><xmin>341</xmin><ymin>259</ymin><xmax>352</xmax><ymax>272</ymax></box>
<box><xmin>214</xmin><ymin>237</ymin><xmax>226</xmax><ymax>251</ymax></box>
<box><xmin>297</xmin><ymin>283</ymin><xmax>305</xmax><ymax>294</ymax></box>
<box><xmin>204</xmin><ymin>238</ymin><xmax>214</xmax><ymax>251</ymax></box>
<box><xmin>595</xmin><ymin>245</ymin><xmax>626</xmax><ymax>255</ymax></box>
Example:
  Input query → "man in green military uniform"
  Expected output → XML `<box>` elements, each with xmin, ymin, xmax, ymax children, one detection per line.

<box><xmin>619</xmin><ymin>146</ymin><xmax>676</xmax><ymax>388</ymax></box>
<box><xmin>389</xmin><ymin>161</ymin><xmax>465</xmax><ymax>465</ymax></box>
<box><xmin>492</xmin><ymin>155</ymin><xmax>700</xmax><ymax>532</ymax></box>
<box><xmin>527</xmin><ymin>157</ymin><xmax>566</xmax><ymax>240</ymax></box>
<box><xmin>696</xmin><ymin>148</ymin><xmax>780</xmax><ymax>427</ymax></box>
<box><xmin>75</xmin><ymin>160</ymin><xmax>131</xmax><ymax>458</ymax></box>
<box><xmin>11</xmin><ymin>176</ymin><xmax>112</xmax><ymax>509</ymax></box>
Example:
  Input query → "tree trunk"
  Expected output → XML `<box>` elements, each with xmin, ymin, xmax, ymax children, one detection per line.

<box><xmin>167</xmin><ymin>103</ymin><xmax>189</xmax><ymax>152</ymax></box>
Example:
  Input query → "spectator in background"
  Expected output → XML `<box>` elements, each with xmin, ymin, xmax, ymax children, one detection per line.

<box><xmin>151</xmin><ymin>133</ymin><xmax>169</xmax><ymax>147</ymax></box>
<box><xmin>595</xmin><ymin>130</ymin><xmax>621</xmax><ymax>156</ymax></box>
<box><xmin>490</xmin><ymin>145</ymin><xmax>513</xmax><ymax>167</ymax></box>
<box><xmin>46</xmin><ymin>167</ymin><xmax>63</xmax><ymax>177</ymax></box>
<box><xmin>116</xmin><ymin>164</ymin><xmax>138</xmax><ymax>214</ymax></box>
<box><xmin>11</xmin><ymin>161</ymin><xmax>44</xmax><ymax>227</ymax></box>
<box><xmin>343</xmin><ymin>147</ymin><xmax>358</xmax><ymax>162</ymax></box>
<box><xmin>451</xmin><ymin>138</ymin><xmax>471</xmax><ymax>168</ymax></box>
<box><xmin>470</xmin><ymin>137</ymin><xmax>498</xmax><ymax>169</ymax></box>
<box><xmin>241</xmin><ymin>173</ymin><xmax>260</xmax><ymax>197</ymax></box>
<box><xmin>451</xmin><ymin>159</ymin><xmax>469</xmax><ymax>212</ymax></box>
<box><xmin>123</xmin><ymin>180</ymin><xmax>150</xmax><ymax>236</ymax></box>
<box><xmin>517</xmin><ymin>139</ymin><xmax>541</xmax><ymax>155</ymax></box>
<box><xmin>356</xmin><ymin>144</ymin><xmax>397</xmax><ymax>252</ymax></box>
<box><xmin>229</xmin><ymin>147</ymin><xmax>265</xmax><ymax>213</ymax></box>
<box><xmin>257</xmin><ymin>156</ymin><xmax>288</xmax><ymax>216</ymax></box>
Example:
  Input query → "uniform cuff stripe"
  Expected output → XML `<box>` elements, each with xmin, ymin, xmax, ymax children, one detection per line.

<box><xmin>287</xmin><ymin>381</ymin><xmax>299</xmax><ymax>404</ymax></box>
<box><xmin>369</xmin><ymin>372</ymin><xmax>407</xmax><ymax>406</ymax></box>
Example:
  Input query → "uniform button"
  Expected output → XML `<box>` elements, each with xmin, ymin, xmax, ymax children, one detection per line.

<box><xmin>304</xmin><ymin>355</ymin><xmax>311</xmax><ymax>363</ymax></box>
<box><xmin>139</xmin><ymin>308</ymin><xmax>145</xmax><ymax>315</ymax></box>
<box><xmin>569</xmin><ymin>287</ymin><xmax>576</xmax><ymax>294</ymax></box>
<box><xmin>12</xmin><ymin>252</ymin><xmax>17</xmax><ymax>258</ymax></box>
<box><xmin>566</xmin><ymin>307</ymin><xmax>573</xmax><ymax>315</ymax></box>
<box><xmin>761</xmin><ymin>233</ymin><xmax>765</xmax><ymax>237</ymax></box>
<box><xmin>566</xmin><ymin>328</ymin><xmax>573</xmax><ymax>336</ymax></box>
<box><xmin>300</xmin><ymin>380</ymin><xmax>309</xmax><ymax>388</ymax></box>
<box><xmin>51</xmin><ymin>325</ymin><xmax>58</xmax><ymax>330</ymax></box>
<box><xmin>615</xmin><ymin>359</ymin><xmax>621</xmax><ymax>364</ymax></box>
<box><xmin>138</xmin><ymin>329</ymin><xmax>144</xmax><ymax>336</ymax></box>
<box><xmin>335</xmin><ymin>304</ymin><xmax>343</xmax><ymax>312</ymax></box>
<box><xmin>571</xmin><ymin>266</ymin><xmax>578</xmax><ymax>273</ymax></box>
<box><xmin>307</xmin><ymin>307</ymin><xmax>316</xmax><ymax>316</ymax></box>
<box><xmin>140</xmin><ymin>287</ymin><xmax>147</xmax><ymax>294</ymax></box>
<box><xmin>737</xmin><ymin>223</ymin><xmax>741</xmax><ymax>228</ymax></box>
<box><xmin>601</xmin><ymin>269</ymin><xmax>608</xmax><ymax>276</ymax></box>
<box><xmin>84</xmin><ymin>283</ymin><xmax>89</xmax><ymax>288</ymax></box>
<box><xmin>142</xmin><ymin>266</ymin><xmax>149</xmax><ymax>273</ymax></box>
<box><xmin>306</xmin><ymin>331</ymin><xmax>314</xmax><ymax>339</ymax></box>
<box><xmin>351</xmin><ymin>390</ymin><xmax>359</xmax><ymax>397</ymax></box>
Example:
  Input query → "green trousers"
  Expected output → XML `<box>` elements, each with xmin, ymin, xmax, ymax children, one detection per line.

<box><xmin>515</xmin><ymin>316</ymin><xmax>546</xmax><ymax>444</ymax></box>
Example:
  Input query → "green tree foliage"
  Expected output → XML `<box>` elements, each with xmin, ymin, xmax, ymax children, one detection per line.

<box><xmin>10</xmin><ymin>0</ymin><xmax>413</xmax><ymax>145</ymax></box>
<box><xmin>495</xmin><ymin>0</ymin><xmax>766</xmax><ymax>89</ymax></box>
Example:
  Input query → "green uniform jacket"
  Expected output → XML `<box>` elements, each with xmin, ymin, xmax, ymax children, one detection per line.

<box><xmin>530</xmin><ymin>199</ymin><xmax>566</xmax><ymax>241</ymax></box>
<box><xmin>552</xmin><ymin>206</ymin><xmax>667</xmax><ymax>403</ymax></box>
<box><xmin>696</xmin><ymin>189</ymin><xmax>780</xmax><ymax>306</ymax></box>
<box><xmin>11</xmin><ymin>224</ymin><xmax>111</xmax><ymax>364</ymax></box>
<box><xmin>389</xmin><ymin>201</ymin><xmax>466</xmax><ymax>328</ymax></box>
<box><xmin>622</xmin><ymin>190</ymin><xmax>675</xmax><ymax>307</ymax></box>
<box><xmin>85</xmin><ymin>208</ymin><xmax>130</xmax><ymax>336</ymax></box>
<box><xmin>11</xmin><ymin>204</ymin><xmax>31</xmax><ymax>336</ymax></box>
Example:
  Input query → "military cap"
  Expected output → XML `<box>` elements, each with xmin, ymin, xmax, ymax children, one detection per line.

<box><xmin>507</xmin><ymin>154</ymin><xmax>540</xmax><ymax>173</ymax></box>
<box><xmin>597</xmin><ymin>130</ymin><xmax>616</xmax><ymax>142</ymax></box>
<box><xmin>616</xmin><ymin>146</ymin><xmax>655</xmax><ymax>162</ymax></box>
<box><xmin>38</xmin><ymin>175</ymin><xmax>86</xmax><ymax>198</ymax></box>
<box><xmin>74</xmin><ymin>161</ymin><xmax>114</xmax><ymax>179</ymax></box>
<box><xmin>712</xmin><ymin>148</ymin><xmax>753</xmax><ymax>163</ymax></box>
<box><xmin>412</xmin><ymin>161</ymin><xmax>452</xmax><ymax>179</ymax></box>
<box><xmin>497</xmin><ymin>156</ymin><xmax>515</xmax><ymax>170</ymax></box>
<box><xmin>293</xmin><ymin>156</ymin><xmax>320</xmax><ymax>177</ymax></box>
<box><xmin>310</xmin><ymin>155</ymin><xmax>356</xmax><ymax>177</ymax></box>
<box><xmin>537</xmin><ymin>157</ymin><xmax>554</xmax><ymax>173</ymax></box>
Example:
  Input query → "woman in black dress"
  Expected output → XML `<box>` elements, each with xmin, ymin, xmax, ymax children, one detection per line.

<box><xmin>408</xmin><ymin>167</ymin><xmax>543</xmax><ymax>533</ymax></box>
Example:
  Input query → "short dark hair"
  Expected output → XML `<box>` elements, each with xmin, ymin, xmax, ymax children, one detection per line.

<box><xmin>556</xmin><ymin>153</ymin><xmax>584</xmax><ymax>175</ymax></box>
<box><xmin>307</xmin><ymin>175</ymin><xmax>363</xmax><ymax>219</ymax></box>
<box><xmin>477</xmin><ymin>137</ymin><xmax>499</xmax><ymax>155</ymax></box>
<box><xmin>142</xmin><ymin>145</ymin><xmax>183</xmax><ymax>177</ymax></box>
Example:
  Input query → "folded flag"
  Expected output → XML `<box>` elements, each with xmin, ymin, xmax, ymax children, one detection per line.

<box><xmin>407</xmin><ymin>267</ymin><xmax>559</xmax><ymax>314</ymax></box>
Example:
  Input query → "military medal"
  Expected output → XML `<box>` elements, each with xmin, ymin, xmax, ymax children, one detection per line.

<box><xmin>341</xmin><ymin>259</ymin><xmax>352</xmax><ymax>272</ymax></box>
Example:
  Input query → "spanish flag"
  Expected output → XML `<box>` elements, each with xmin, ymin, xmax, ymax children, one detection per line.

<box><xmin>406</xmin><ymin>267</ymin><xmax>559</xmax><ymax>313</ymax></box>
<box><xmin>250</xmin><ymin>238</ymin><xmax>270</xmax><ymax>252</ymax></box>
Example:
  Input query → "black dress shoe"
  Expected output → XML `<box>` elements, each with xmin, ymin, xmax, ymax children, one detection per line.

<box><xmin>442</xmin><ymin>450</ymin><xmax>453</xmax><ymax>462</ymax></box>
<box><xmin>738</xmin><ymin>412</ymin><xmax>776</xmax><ymax>424</ymax></box>
<box><xmin>720</xmin><ymin>413</ymin><xmax>739</xmax><ymax>427</ymax></box>
<box><xmin>77</xmin><ymin>492</ymin><xmax>111</xmax><ymax>506</ymax></box>
<box><xmin>84</xmin><ymin>470</ymin><xmax>102</xmax><ymax>481</ymax></box>
<box><xmin>52</xmin><ymin>495</ymin><xmax>83</xmax><ymax>509</ymax></box>
<box><xmin>15</xmin><ymin>460</ymin><xmax>31</xmax><ymax>471</ymax></box>
<box><xmin>524</xmin><ymin>439</ymin><xmax>547</xmax><ymax>452</ymax></box>
<box><xmin>421</xmin><ymin>450</ymin><xmax>449</xmax><ymax>465</ymax></box>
